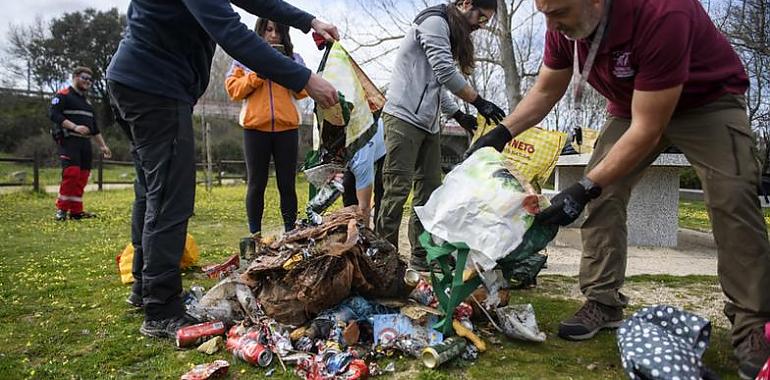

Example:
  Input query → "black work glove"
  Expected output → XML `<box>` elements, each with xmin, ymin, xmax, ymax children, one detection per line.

<box><xmin>452</xmin><ymin>110</ymin><xmax>478</xmax><ymax>133</ymax></box>
<box><xmin>472</xmin><ymin>95</ymin><xmax>506</xmax><ymax>125</ymax></box>
<box><xmin>463</xmin><ymin>124</ymin><xmax>512</xmax><ymax>159</ymax></box>
<box><xmin>535</xmin><ymin>178</ymin><xmax>602</xmax><ymax>226</ymax></box>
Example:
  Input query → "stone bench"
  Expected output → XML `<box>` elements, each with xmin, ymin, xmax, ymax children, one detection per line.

<box><xmin>550</xmin><ymin>153</ymin><xmax>690</xmax><ymax>247</ymax></box>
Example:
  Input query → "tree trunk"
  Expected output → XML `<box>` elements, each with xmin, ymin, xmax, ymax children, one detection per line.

<box><xmin>497</xmin><ymin>0</ymin><xmax>522</xmax><ymax>111</ymax></box>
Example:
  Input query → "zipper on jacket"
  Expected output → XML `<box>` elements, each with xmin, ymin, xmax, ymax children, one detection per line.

<box><xmin>414</xmin><ymin>84</ymin><xmax>429</xmax><ymax>114</ymax></box>
<box><xmin>268</xmin><ymin>80</ymin><xmax>276</xmax><ymax>131</ymax></box>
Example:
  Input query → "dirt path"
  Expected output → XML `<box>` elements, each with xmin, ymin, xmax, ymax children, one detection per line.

<box><xmin>397</xmin><ymin>219</ymin><xmax>728</xmax><ymax>325</ymax></box>
<box><xmin>397</xmin><ymin>218</ymin><xmax>718</xmax><ymax>276</ymax></box>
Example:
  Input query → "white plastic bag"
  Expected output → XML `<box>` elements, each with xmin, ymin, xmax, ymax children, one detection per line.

<box><xmin>414</xmin><ymin>148</ymin><xmax>547</xmax><ymax>272</ymax></box>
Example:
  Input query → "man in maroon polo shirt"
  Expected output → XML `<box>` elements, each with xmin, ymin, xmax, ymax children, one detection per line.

<box><xmin>467</xmin><ymin>0</ymin><xmax>770</xmax><ymax>377</ymax></box>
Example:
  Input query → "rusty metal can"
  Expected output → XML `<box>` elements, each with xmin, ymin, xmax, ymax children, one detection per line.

<box><xmin>176</xmin><ymin>321</ymin><xmax>227</xmax><ymax>348</ymax></box>
<box><xmin>421</xmin><ymin>337</ymin><xmax>466</xmax><ymax>369</ymax></box>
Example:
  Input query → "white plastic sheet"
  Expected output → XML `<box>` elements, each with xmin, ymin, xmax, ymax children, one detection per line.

<box><xmin>495</xmin><ymin>304</ymin><xmax>547</xmax><ymax>342</ymax></box>
<box><xmin>414</xmin><ymin>148</ymin><xmax>546</xmax><ymax>272</ymax></box>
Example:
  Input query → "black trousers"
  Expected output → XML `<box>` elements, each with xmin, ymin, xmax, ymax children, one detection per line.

<box><xmin>108</xmin><ymin>80</ymin><xmax>195</xmax><ymax>321</ymax></box>
<box><xmin>58</xmin><ymin>137</ymin><xmax>93</xmax><ymax>170</ymax></box>
<box><xmin>129</xmin><ymin>148</ymin><xmax>148</xmax><ymax>299</ymax></box>
<box><xmin>243</xmin><ymin>129</ymin><xmax>298</xmax><ymax>233</ymax></box>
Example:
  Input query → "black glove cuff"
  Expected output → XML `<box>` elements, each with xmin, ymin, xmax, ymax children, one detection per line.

<box><xmin>493</xmin><ymin>124</ymin><xmax>513</xmax><ymax>140</ymax></box>
<box><xmin>578</xmin><ymin>177</ymin><xmax>602</xmax><ymax>199</ymax></box>
<box><xmin>452</xmin><ymin>110</ymin><xmax>464</xmax><ymax>120</ymax></box>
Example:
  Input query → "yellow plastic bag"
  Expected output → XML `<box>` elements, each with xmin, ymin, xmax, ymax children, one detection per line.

<box><xmin>117</xmin><ymin>233</ymin><xmax>200</xmax><ymax>284</ymax></box>
<box><xmin>472</xmin><ymin>118</ymin><xmax>567</xmax><ymax>191</ymax></box>
<box><xmin>118</xmin><ymin>244</ymin><xmax>135</xmax><ymax>284</ymax></box>
<box><xmin>180</xmin><ymin>234</ymin><xmax>200</xmax><ymax>270</ymax></box>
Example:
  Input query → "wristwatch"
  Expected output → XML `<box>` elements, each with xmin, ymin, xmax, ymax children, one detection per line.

<box><xmin>578</xmin><ymin>176</ymin><xmax>602</xmax><ymax>199</ymax></box>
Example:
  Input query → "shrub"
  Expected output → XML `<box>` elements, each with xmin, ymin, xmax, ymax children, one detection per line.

<box><xmin>679</xmin><ymin>167</ymin><xmax>702</xmax><ymax>189</ymax></box>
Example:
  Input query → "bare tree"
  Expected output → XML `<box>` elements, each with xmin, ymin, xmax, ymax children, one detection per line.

<box><xmin>713</xmin><ymin>0</ymin><xmax>770</xmax><ymax>172</ymax></box>
<box><xmin>3</xmin><ymin>18</ymin><xmax>48</xmax><ymax>92</ymax></box>
<box><xmin>339</xmin><ymin>0</ymin><xmax>542</xmax><ymax>111</ymax></box>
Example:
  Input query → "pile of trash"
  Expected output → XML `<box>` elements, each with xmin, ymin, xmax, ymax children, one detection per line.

<box><xmin>179</xmin><ymin>206</ymin><xmax>549</xmax><ymax>380</ymax></box>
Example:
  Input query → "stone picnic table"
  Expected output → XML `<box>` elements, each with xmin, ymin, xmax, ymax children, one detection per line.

<box><xmin>550</xmin><ymin>153</ymin><xmax>690</xmax><ymax>247</ymax></box>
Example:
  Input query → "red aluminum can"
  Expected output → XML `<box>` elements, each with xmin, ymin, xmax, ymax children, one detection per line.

<box><xmin>176</xmin><ymin>321</ymin><xmax>227</xmax><ymax>348</ymax></box>
<box><xmin>234</xmin><ymin>338</ymin><xmax>273</xmax><ymax>367</ymax></box>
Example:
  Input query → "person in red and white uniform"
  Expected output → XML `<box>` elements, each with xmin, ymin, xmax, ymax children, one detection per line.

<box><xmin>49</xmin><ymin>66</ymin><xmax>111</xmax><ymax>221</ymax></box>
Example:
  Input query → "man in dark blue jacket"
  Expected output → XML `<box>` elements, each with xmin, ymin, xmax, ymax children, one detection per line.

<box><xmin>107</xmin><ymin>0</ymin><xmax>339</xmax><ymax>339</ymax></box>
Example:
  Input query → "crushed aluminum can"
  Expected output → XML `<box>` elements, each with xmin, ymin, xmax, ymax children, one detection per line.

<box><xmin>190</xmin><ymin>285</ymin><xmax>205</xmax><ymax>300</ymax></box>
<box><xmin>460</xmin><ymin>343</ymin><xmax>479</xmax><ymax>361</ymax></box>
<box><xmin>180</xmin><ymin>360</ymin><xmax>229</xmax><ymax>380</ymax></box>
<box><xmin>183</xmin><ymin>286</ymin><xmax>204</xmax><ymax>306</ymax></box>
<box><xmin>394</xmin><ymin>336</ymin><xmax>422</xmax><ymax>358</ymax></box>
<box><xmin>295</xmin><ymin>356</ymin><xmax>323</xmax><ymax>379</ymax></box>
<box><xmin>339</xmin><ymin>359</ymin><xmax>369</xmax><ymax>379</ymax></box>
<box><xmin>368</xmin><ymin>362</ymin><xmax>382</xmax><ymax>376</ymax></box>
<box><xmin>409</xmin><ymin>279</ymin><xmax>437</xmax><ymax>307</ymax></box>
<box><xmin>453</xmin><ymin>302</ymin><xmax>473</xmax><ymax>321</ymax></box>
<box><xmin>202</xmin><ymin>254</ymin><xmax>240</xmax><ymax>279</ymax></box>
<box><xmin>295</xmin><ymin>336</ymin><xmax>314</xmax><ymax>352</ymax></box>
<box><xmin>324</xmin><ymin>351</ymin><xmax>354</xmax><ymax>375</ymax></box>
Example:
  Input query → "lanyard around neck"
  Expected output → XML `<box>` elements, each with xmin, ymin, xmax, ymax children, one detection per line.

<box><xmin>572</xmin><ymin>0</ymin><xmax>612</xmax><ymax>113</ymax></box>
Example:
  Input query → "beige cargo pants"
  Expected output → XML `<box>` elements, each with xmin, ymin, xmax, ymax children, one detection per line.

<box><xmin>376</xmin><ymin>113</ymin><xmax>442</xmax><ymax>260</ymax></box>
<box><xmin>580</xmin><ymin>94</ymin><xmax>770</xmax><ymax>345</ymax></box>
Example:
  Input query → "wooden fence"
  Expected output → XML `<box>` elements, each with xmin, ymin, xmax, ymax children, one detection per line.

<box><xmin>0</xmin><ymin>154</ymin><xmax>252</xmax><ymax>191</ymax></box>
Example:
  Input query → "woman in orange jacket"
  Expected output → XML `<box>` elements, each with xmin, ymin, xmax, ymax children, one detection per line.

<box><xmin>225</xmin><ymin>18</ymin><xmax>308</xmax><ymax>236</ymax></box>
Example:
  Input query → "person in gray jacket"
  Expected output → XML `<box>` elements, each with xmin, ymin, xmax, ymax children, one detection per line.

<box><xmin>377</xmin><ymin>0</ymin><xmax>505</xmax><ymax>271</ymax></box>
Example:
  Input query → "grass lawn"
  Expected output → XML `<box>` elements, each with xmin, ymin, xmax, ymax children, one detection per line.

<box><xmin>679</xmin><ymin>199</ymin><xmax>770</xmax><ymax>232</ymax></box>
<box><xmin>0</xmin><ymin>182</ymin><xmax>748</xmax><ymax>379</ymax></box>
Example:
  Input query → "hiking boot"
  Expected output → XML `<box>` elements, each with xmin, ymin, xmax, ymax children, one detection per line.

<box><xmin>126</xmin><ymin>293</ymin><xmax>143</xmax><ymax>308</ymax></box>
<box><xmin>139</xmin><ymin>315</ymin><xmax>195</xmax><ymax>339</ymax></box>
<box><xmin>558</xmin><ymin>300</ymin><xmax>624</xmax><ymax>341</ymax></box>
<box><xmin>55</xmin><ymin>209</ymin><xmax>68</xmax><ymax>221</ymax></box>
<box><xmin>70</xmin><ymin>211</ymin><xmax>97</xmax><ymax>220</ymax></box>
<box><xmin>735</xmin><ymin>326</ymin><xmax>770</xmax><ymax>379</ymax></box>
